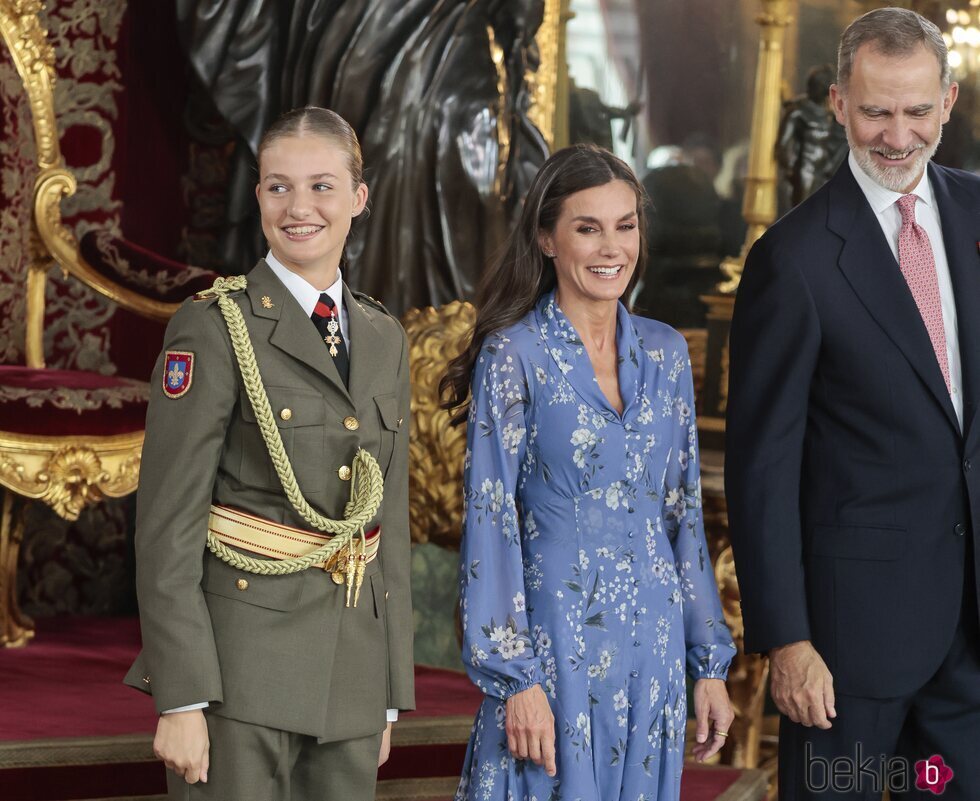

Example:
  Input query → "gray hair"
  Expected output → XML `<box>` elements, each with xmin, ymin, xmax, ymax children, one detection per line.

<box><xmin>837</xmin><ymin>7</ymin><xmax>950</xmax><ymax>92</ymax></box>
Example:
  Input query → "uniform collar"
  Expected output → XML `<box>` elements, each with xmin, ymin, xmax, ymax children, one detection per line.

<box><xmin>265</xmin><ymin>250</ymin><xmax>344</xmax><ymax>323</ymax></box>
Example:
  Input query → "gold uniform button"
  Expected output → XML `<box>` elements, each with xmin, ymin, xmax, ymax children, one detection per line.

<box><xmin>343</xmin><ymin>416</ymin><xmax>359</xmax><ymax>431</ymax></box>
<box><xmin>385</xmin><ymin>591</ymin><xmax>390</xmax><ymax>600</ymax></box>
<box><xmin>236</xmin><ymin>578</ymin><xmax>249</xmax><ymax>591</ymax></box>
<box><xmin>338</xmin><ymin>465</ymin><xmax>352</xmax><ymax>481</ymax></box>
<box><xmin>331</xmin><ymin>572</ymin><xmax>345</xmax><ymax>585</ymax></box>
<box><xmin>280</xmin><ymin>408</ymin><xmax>293</xmax><ymax>421</ymax></box>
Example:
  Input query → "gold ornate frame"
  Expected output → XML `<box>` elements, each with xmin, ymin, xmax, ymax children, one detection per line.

<box><xmin>0</xmin><ymin>0</ymin><xmax>152</xmax><ymax>646</ymax></box>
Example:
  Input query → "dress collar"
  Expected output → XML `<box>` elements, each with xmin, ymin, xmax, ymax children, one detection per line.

<box><xmin>534</xmin><ymin>289</ymin><xmax>641</xmax><ymax>421</ymax></box>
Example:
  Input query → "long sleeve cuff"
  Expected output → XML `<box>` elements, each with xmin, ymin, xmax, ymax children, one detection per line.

<box><xmin>686</xmin><ymin>642</ymin><xmax>736</xmax><ymax>682</ymax></box>
<box><xmin>386</xmin><ymin>708</ymin><xmax>398</xmax><ymax>722</ymax></box>
<box><xmin>162</xmin><ymin>701</ymin><xmax>210</xmax><ymax>714</ymax></box>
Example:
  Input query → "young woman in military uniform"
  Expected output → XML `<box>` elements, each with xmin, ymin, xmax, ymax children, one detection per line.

<box><xmin>125</xmin><ymin>107</ymin><xmax>414</xmax><ymax>800</ymax></box>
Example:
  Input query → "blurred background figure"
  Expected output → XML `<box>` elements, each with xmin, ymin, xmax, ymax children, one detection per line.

<box><xmin>634</xmin><ymin>135</ymin><xmax>725</xmax><ymax>328</ymax></box>
<box><xmin>776</xmin><ymin>63</ymin><xmax>848</xmax><ymax>212</ymax></box>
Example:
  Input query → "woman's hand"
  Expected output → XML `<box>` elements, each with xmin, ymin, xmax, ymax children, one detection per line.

<box><xmin>691</xmin><ymin>678</ymin><xmax>735</xmax><ymax>763</ymax></box>
<box><xmin>505</xmin><ymin>685</ymin><xmax>557</xmax><ymax>777</ymax></box>
<box><xmin>154</xmin><ymin>709</ymin><xmax>210</xmax><ymax>784</ymax></box>
<box><xmin>378</xmin><ymin>721</ymin><xmax>393</xmax><ymax>767</ymax></box>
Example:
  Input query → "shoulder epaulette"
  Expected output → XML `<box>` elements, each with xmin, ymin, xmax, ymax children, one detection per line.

<box><xmin>192</xmin><ymin>275</ymin><xmax>248</xmax><ymax>302</ymax></box>
<box><xmin>351</xmin><ymin>290</ymin><xmax>392</xmax><ymax>317</ymax></box>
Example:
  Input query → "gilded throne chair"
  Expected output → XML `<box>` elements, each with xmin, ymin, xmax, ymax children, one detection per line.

<box><xmin>0</xmin><ymin>2</ymin><xmax>218</xmax><ymax>646</ymax></box>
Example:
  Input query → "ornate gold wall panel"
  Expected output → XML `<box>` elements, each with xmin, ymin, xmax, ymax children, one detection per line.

<box><xmin>714</xmin><ymin>545</ymin><xmax>770</xmax><ymax>770</ymax></box>
<box><xmin>401</xmin><ymin>301</ymin><xmax>475</xmax><ymax>550</ymax></box>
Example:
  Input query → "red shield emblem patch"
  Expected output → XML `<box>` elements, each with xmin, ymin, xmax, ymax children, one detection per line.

<box><xmin>163</xmin><ymin>351</ymin><xmax>194</xmax><ymax>398</ymax></box>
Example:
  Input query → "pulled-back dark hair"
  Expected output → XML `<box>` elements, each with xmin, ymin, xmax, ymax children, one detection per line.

<box><xmin>440</xmin><ymin>144</ymin><xmax>648</xmax><ymax>425</ymax></box>
<box><xmin>257</xmin><ymin>106</ymin><xmax>364</xmax><ymax>188</ymax></box>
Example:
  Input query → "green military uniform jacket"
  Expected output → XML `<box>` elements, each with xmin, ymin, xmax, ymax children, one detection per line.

<box><xmin>125</xmin><ymin>259</ymin><xmax>415</xmax><ymax>742</ymax></box>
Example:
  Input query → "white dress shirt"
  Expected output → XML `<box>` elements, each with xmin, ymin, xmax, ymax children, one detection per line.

<box><xmin>165</xmin><ymin>252</ymin><xmax>397</xmax><ymax>722</ymax></box>
<box><xmin>265</xmin><ymin>251</ymin><xmax>350</xmax><ymax>346</ymax></box>
<box><xmin>848</xmin><ymin>153</ymin><xmax>964</xmax><ymax>429</ymax></box>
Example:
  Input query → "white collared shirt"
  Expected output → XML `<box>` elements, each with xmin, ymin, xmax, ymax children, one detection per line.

<box><xmin>848</xmin><ymin>152</ymin><xmax>963</xmax><ymax>429</ymax></box>
<box><xmin>264</xmin><ymin>251</ymin><xmax>350</xmax><ymax>345</ymax></box>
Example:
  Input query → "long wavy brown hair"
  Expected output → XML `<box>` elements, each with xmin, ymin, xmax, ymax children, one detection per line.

<box><xmin>440</xmin><ymin>144</ymin><xmax>648</xmax><ymax>425</ymax></box>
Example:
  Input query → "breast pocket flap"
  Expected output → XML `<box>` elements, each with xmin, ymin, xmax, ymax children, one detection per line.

<box><xmin>808</xmin><ymin>525</ymin><xmax>907</xmax><ymax>561</ymax></box>
<box><xmin>241</xmin><ymin>387</ymin><xmax>326</xmax><ymax>429</ymax></box>
<box><xmin>374</xmin><ymin>393</ymin><xmax>401</xmax><ymax>432</ymax></box>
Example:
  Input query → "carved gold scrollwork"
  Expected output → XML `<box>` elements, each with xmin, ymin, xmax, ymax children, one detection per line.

<box><xmin>102</xmin><ymin>453</ymin><xmax>142</xmax><ymax>497</ymax></box>
<box><xmin>0</xmin><ymin>432</ymin><xmax>143</xmax><ymax>522</ymax></box>
<box><xmin>35</xmin><ymin>447</ymin><xmax>109</xmax><ymax>520</ymax></box>
<box><xmin>714</xmin><ymin>544</ymin><xmax>771</xmax><ymax>771</ymax></box>
<box><xmin>0</xmin><ymin>0</ymin><xmax>58</xmax><ymax>170</ymax></box>
<box><xmin>401</xmin><ymin>301</ymin><xmax>476</xmax><ymax>550</ymax></box>
<box><xmin>1</xmin><ymin>488</ymin><xmax>33</xmax><ymax>646</ymax></box>
<box><xmin>34</xmin><ymin>167</ymin><xmax>180</xmax><ymax>321</ymax></box>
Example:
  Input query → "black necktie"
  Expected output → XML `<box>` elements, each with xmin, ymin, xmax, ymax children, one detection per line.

<box><xmin>311</xmin><ymin>293</ymin><xmax>349</xmax><ymax>387</ymax></box>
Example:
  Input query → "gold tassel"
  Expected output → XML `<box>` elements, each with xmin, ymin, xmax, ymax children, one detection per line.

<box><xmin>344</xmin><ymin>538</ymin><xmax>357</xmax><ymax>607</ymax></box>
<box><xmin>353</xmin><ymin>535</ymin><xmax>367</xmax><ymax>607</ymax></box>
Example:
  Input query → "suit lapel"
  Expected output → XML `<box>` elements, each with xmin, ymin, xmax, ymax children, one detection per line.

<box><xmin>931</xmin><ymin>164</ymin><xmax>980</xmax><ymax>442</ymax></box>
<box><xmin>344</xmin><ymin>285</ymin><xmax>384</xmax><ymax>400</ymax></box>
<box><xmin>828</xmin><ymin>165</ymin><xmax>960</xmax><ymax>433</ymax></box>
<box><xmin>245</xmin><ymin>260</ymin><xmax>352</xmax><ymax>402</ymax></box>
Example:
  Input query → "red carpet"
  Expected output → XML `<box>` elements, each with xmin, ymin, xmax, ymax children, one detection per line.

<box><xmin>0</xmin><ymin>617</ymin><xmax>482</xmax><ymax>740</ymax></box>
<box><xmin>0</xmin><ymin>618</ymin><xmax>762</xmax><ymax>800</ymax></box>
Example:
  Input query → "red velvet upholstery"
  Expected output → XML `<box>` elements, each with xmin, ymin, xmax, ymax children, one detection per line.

<box><xmin>33</xmin><ymin>5</ymin><xmax>228</xmax><ymax>384</ymax></box>
<box><xmin>79</xmin><ymin>230</ymin><xmax>220</xmax><ymax>304</ymax></box>
<box><xmin>0</xmin><ymin>366</ymin><xmax>148</xmax><ymax>436</ymax></box>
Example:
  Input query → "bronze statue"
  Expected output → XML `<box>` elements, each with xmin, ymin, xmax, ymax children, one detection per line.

<box><xmin>567</xmin><ymin>78</ymin><xmax>643</xmax><ymax>151</ymax></box>
<box><xmin>776</xmin><ymin>64</ymin><xmax>848</xmax><ymax>210</ymax></box>
<box><xmin>176</xmin><ymin>0</ymin><xmax>549</xmax><ymax>314</ymax></box>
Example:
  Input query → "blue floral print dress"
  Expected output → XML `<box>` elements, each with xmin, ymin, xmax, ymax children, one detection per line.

<box><xmin>455</xmin><ymin>291</ymin><xmax>736</xmax><ymax>801</ymax></box>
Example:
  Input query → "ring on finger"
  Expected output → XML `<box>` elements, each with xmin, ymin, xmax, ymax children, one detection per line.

<box><xmin>714</xmin><ymin>730</ymin><xmax>729</xmax><ymax>738</ymax></box>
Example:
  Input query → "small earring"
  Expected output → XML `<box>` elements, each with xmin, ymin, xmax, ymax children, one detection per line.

<box><xmin>544</xmin><ymin>251</ymin><xmax>555</xmax><ymax>258</ymax></box>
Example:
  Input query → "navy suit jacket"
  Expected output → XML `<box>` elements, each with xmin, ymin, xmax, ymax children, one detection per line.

<box><xmin>726</xmin><ymin>159</ymin><xmax>980</xmax><ymax>698</ymax></box>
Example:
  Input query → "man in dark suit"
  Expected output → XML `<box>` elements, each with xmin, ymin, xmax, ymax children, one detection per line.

<box><xmin>726</xmin><ymin>8</ymin><xmax>980</xmax><ymax>799</ymax></box>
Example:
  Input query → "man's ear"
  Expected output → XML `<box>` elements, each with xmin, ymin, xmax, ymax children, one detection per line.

<box><xmin>829</xmin><ymin>83</ymin><xmax>847</xmax><ymax>127</ymax></box>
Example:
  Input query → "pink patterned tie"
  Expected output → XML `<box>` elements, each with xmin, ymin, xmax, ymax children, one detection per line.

<box><xmin>897</xmin><ymin>193</ymin><xmax>951</xmax><ymax>392</ymax></box>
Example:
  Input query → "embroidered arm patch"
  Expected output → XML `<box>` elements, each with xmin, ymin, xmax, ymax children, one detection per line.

<box><xmin>162</xmin><ymin>351</ymin><xmax>194</xmax><ymax>399</ymax></box>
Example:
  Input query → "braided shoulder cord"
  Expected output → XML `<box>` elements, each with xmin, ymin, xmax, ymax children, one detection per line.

<box><xmin>201</xmin><ymin>276</ymin><xmax>384</xmax><ymax>575</ymax></box>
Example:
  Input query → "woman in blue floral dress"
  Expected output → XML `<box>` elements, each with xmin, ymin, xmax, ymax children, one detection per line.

<box><xmin>442</xmin><ymin>145</ymin><xmax>737</xmax><ymax>801</ymax></box>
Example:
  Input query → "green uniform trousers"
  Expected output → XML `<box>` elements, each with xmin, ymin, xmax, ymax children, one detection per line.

<box><xmin>165</xmin><ymin>713</ymin><xmax>383</xmax><ymax>801</ymax></box>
